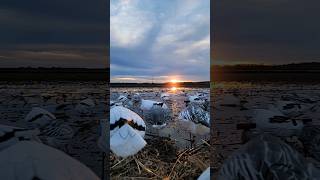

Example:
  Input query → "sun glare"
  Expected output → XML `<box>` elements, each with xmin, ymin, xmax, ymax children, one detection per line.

<box><xmin>171</xmin><ymin>87</ymin><xmax>177</xmax><ymax>91</ymax></box>
<box><xmin>171</xmin><ymin>79</ymin><xmax>178</xmax><ymax>83</ymax></box>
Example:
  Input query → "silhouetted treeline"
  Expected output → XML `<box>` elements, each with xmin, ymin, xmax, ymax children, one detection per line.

<box><xmin>212</xmin><ymin>62</ymin><xmax>320</xmax><ymax>82</ymax></box>
<box><xmin>0</xmin><ymin>68</ymin><xmax>109</xmax><ymax>81</ymax></box>
<box><xmin>212</xmin><ymin>62</ymin><xmax>320</xmax><ymax>73</ymax></box>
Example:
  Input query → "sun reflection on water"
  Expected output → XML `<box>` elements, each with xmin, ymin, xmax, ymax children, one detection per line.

<box><xmin>171</xmin><ymin>86</ymin><xmax>177</xmax><ymax>91</ymax></box>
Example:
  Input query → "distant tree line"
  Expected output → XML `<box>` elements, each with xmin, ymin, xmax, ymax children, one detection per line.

<box><xmin>0</xmin><ymin>68</ymin><xmax>109</xmax><ymax>81</ymax></box>
<box><xmin>212</xmin><ymin>62</ymin><xmax>320</xmax><ymax>72</ymax></box>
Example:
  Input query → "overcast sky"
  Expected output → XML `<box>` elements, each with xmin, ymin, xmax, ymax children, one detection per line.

<box><xmin>110</xmin><ymin>0</ymin><xmax>210</xmax><ymax>83</ymax></box>
<box><xmin>3</xmin><ymin>0</ymin><xmax>315</xmax><ymax>70</ymax></box>
<box><xmin>213</xmin><ymin>0</ymin><xmax>320</xmax><ymax>65</ymax></box>
<box><xmin>0</xmin><ymin>0</ymin><xmax>107</xmax><ymax>68</ymax></box>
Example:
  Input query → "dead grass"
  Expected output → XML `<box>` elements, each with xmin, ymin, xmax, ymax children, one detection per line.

<box><xmin>110</xmin><ymin>136</ymin><xmax>210</xmax><ymax>180</ymax></box>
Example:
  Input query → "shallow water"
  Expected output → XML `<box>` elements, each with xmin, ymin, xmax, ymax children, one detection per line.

<box><xmin>0</xmin><ymin>81</ymin><xmax>108</xmax><ymax>176</ymax></box>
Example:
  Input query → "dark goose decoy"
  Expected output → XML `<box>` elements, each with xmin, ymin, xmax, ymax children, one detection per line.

<box><xmin>131</xmin><ymin>93</ymin><xmax>170</xmax><ymax>128</ymax></box>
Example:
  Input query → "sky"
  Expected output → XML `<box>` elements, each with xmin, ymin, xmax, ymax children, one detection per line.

<box><xmin>0</xmin><ymin>0</ymin><xmax>107</xmax><ymax>68</ymax></box>
<box><xmin>213</xmin><ymin>0</ymin><xmax>320</xmax><ymax>65</ymax></box>
<box><xmin>110</xmin><ymin>0</ymin><xmax>210</xmax><ymax>83</ymax></box>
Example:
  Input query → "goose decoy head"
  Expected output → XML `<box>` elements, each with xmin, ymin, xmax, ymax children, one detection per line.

<box><xmin>117</xmin><ymin>95</ymin><xmax>127</xmax><ymax>102</ymax></box>
<box><xmin>127</xmin><ymin>94</ymin><xmax>132</xmax><ymax>100</ymax></box>
<box><xmin>132</xmin><ymin>94</ymin><xmax>141</xmax><ymax>103</ymax></box>
<box><xmin>184</xmin><ymin>100</ymin><xmax>190</xmax><ymax>107</ymax></box>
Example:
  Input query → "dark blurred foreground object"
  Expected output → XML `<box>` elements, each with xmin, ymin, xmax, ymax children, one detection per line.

<box><xmin>0</xmin><ymin>141</ymin><xmax>100</xmax><ymax>180</ymax></box>
<box><xmin>217</xmin><ymin>134</ymin><xmax>320</xmax><ymax>180</ymax></box>
<box><xmin>300</xmin><ymin>125</ymin><xmax>320</xmax><ymax>162</ymax></box>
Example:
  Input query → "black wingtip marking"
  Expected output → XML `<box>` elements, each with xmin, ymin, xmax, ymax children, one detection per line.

<box><xmin>110</xmin><ymin>117</ymin><xmax>145</xmax><ymax>131</ymax></box>
<box><xmin>29</xmin><ymin>114</ymin><xmax>44</xmax><ymax>122</ymax></box>
<box><xmin>153</xmin><ymin>102</ymin><xmax>164</xmax><ymax>107</ymax></box>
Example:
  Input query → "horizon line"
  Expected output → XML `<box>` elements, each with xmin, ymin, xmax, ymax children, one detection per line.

<box><xmin>110</xmin><ymin>81</ymin><xmax>210</xmax><ymax>84</ymax></box>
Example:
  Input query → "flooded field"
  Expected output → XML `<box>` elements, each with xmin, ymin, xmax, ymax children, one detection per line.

<box><xmin>111</xmin><ymin>87</ymin><xmax>210</xmax><ymax>148</ymax></box>
<box><xmin>110</xmin><ymin>87</ymin><xmax>211</xmax><ymax>179</ymax></box>
<box><xmin>212</xmin><ymin>81</ymin><xmax>320</xmax><ymax>175</ymax></box>
<box><xmin>0</xmin><ymin>81</ymin><xmax>108</xmax><ymax>176</ymax></box>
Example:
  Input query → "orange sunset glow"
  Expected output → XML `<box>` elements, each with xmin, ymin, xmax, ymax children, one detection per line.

<box><xmin>171</xmin><ymin>79</ymin><xmax>178</xmax><ymax>83</ymax></box>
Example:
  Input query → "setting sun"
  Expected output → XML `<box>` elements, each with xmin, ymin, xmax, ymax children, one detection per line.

<box><xmin>171</xmin><ymin>79</ymin><xmax>178</xmax><ymax>83</ymax></box>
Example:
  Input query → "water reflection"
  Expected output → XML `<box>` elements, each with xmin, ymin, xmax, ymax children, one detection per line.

<box><xmin>170</xmin><ymin>86</ymin><xmax>177</xmax><ymax>92</ymax></box>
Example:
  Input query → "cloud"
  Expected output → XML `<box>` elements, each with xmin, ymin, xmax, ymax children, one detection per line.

<box><xmin>213</xmin><ymin>0</ymin><xmax>320</xmax><ymax>65</ymax></box>
<box><xmin>0</xmin><ymin>44</ymin><xmax>107</xmax><ymax>68</ymax></box>
<box><xmin>0</xmin><ymin>0</ymin><xmax>107</xmax><ymax>68</ymax></box>
<box><xmin>111</xmin><ymin>0</ymin><xmax>155</xmax><ymax>48</ymax></box>
<box><xmin>110</xmin><ymin>0</ymin><xmax>210</xmax><ymax>82</ymax></box>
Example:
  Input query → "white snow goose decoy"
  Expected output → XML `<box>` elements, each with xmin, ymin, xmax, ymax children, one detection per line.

<box><xmin>110</xmin><ymin>100</ymin><xmax>122</xmax><ymax>109</ymax></box>
<box><xmin>117</xmin><ymin>95</ymin><xmax>128</xmax><ymax>103</ymax></box>
<box><xmin>99</xmin><ymin>106</ymin><xmax>146</xmax><ymax>158</ymax></box>
<box><xmin>186</xmin><ymin>95</ymin><xmax>210</xmax><ymax>111</ymax></box>
<box><xmin>198</xmin><ymin>167</ymin><xmax>210</xmax><ymax>180</ymax></box>
<box><xmin>118</xmin><ymin>94</ymin><xmax>134</xmax><ymax>108</ymax></box>
<box><xmin>132</xmin><ymin>93</ymin><xmax>168</xmax><ymax>110</ymax></box>
<box><xmin>0</xmin><ymin>141</ymin><xmax>99</xmax><ymax>180</ymax></box>
<box><xmin>188</xmin><ymin>95</ymin><xmax>205</xmax><ymax>104</ymax></box>
<box><xmin>161</xmin><ymin>93</ymin><xmax>170</xmax><ymax>101</ymax></box>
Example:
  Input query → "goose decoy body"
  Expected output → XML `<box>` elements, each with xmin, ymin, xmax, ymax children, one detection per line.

<box><xmin>198</xmin><ymin>167</ymin><xmax>210</xmax><ymax>180</ymax></box>
<box><xmin>106</xmin><ymin>106</ymin><xmax>146</xmax><ymax>158</ymax></box>
<box><xmin>188</xmin><ymin>95</ymin><xmax>205</xmax><ymax>104</ymax></box>
<box><xmin>110</xmin><ymin>100</ymin><xmax>122</xmax><ymax>109</ymax></box>
<box><xmin>132</xmin><ymin>93</ymin><xmax>168</xmax><ymax>110</ymax></box>
<box><xmin>161</xmin><ymin>93</ymin><xmax>170</xmax><ymax>101</ymax></box>
<box><xmin>178</xmin><ymin>103</ymin><xmax>210</xmax><ymax>135</ymax></box>
<box><xmin>143</xmin><ymin>105</ymin><xmax>171</xmax><ymax>129</ymax></box>
<box><xmin>0</xmin><ymin>141</ymin><xmax>100</xmax><ymax>180</ymax></box>
<box><xmin>24</xmin><ymin>107</ymin><xmax>74</xmax><ymax>151</ymax></box>
<box><xmin>117</xmin><ymin>95</ymin><xmax>128</xmax><ymax>103</ymax></box>
<box><xmin>25</xmin><ymin>107</ymin><xmax>56</xmax><ymax>128</ymax></box>
<box><xmin>217</xmin><ymin>134</ymin><xmax>320</xmax><ymax>180</ymax></box>
<box><xmin>75</xmin><ymin>98</ymin><xmax>95</xmax><ymax>115</ymax></box>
